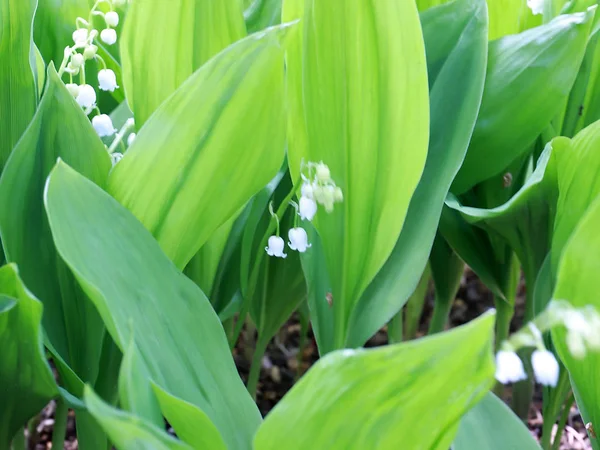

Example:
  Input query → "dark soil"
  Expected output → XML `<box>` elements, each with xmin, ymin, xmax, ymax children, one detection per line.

<box><xmin>25</xmin><ymin>270</ymin><xmax>591</xmax><ymax>449</ymax></box>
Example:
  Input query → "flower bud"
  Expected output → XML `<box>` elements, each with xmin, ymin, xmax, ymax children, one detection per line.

<box><xmin>100</xmin><ymin>28</ymin><xmax>117</xmax><ymax>45</ymax></box>
<box><xmin>72</xmin><ymin>28</ymin><xmax>88</xmax><ymax>44</ymax></box>
<box><xmin>70</xmin><ymin>53</ymin><xmax>85</xmax><ymax>68</ymax></box>
<box><xmin>322</xmin><ymin>186</ymin><xmax>335</xmax><ymax>213</ymax></box>
<box><xmin>92</xmin><ymin>114</ymin><xmax>117</xmax><ymax>137</ymax></box>
<box><xmin>83</xmin><ymin>44</ymin><xmax>98</xmax><ymax>60</ymax></box>
<box><xmin>66</xmin><ymin>62</ymin><xmax>80</xmax><ymax>76</ymax></box>
<box><xmin>288</xmin><ymin>228</ymin><xmax>311</xmax><ymax>253</ymax></box>
<box><xmin>265</xmin><ymin>236</ymin><xmax>287</xmax><ymax>258</ymax></box>
<box><xmin>65</xmin><ymin>83</ymin><xmax>80</xmax><ymax>98</ymax></box>
<box><xmin>98</xmin><ymin>69</ymin><xmax>119</xmax><ymax>92</ymax></box>
<box><xmin>75</xmin><ymin>84</ymin><xmax>97</xmax><ymax>108</ymax></box>
<box><xmin>527</xmin><ymin>0</ymin><xmax>543</xmax><ymax>15</ymax></box>
<box><xmin>105</xmin><ymin>11</ymin><xmax>119</xmax><ymax>27</ymax></box>
<box><xmin>316</xmin><ymin>162</ymin><xmax>331</xmax><ymax>182</ymax></box>
<box><xmin>127</xmin><ymin>133</ymin><xmax>137</xmax><ymax>146</ymax></box>
<box><xmin>334</xmin><ymin>187</ymin><xmax>343</xmax><ymax>202</ymax></box>
<box><xmin>111</xmin><ymin>152</ymin><xmax>123</xmax><ymax>166</ymax></box>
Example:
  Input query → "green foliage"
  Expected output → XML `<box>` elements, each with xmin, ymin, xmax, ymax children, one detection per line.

<box><xmin>255</xmin><ymin>312</ymin><xmax>496</xmax><ymax>450</ymax></box>
<box><xmin>0</xmin><ymin>264</ymin><xmax>58</xmax><ymax>447</ymax></box>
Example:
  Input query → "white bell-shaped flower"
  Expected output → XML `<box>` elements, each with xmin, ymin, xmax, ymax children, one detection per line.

<box><xmin>92</xmin><ymin>114</ymin><xmax>117</xmax><ymax>137</ymax></box>
<box><xmin>299</xmin><ymin>196</ymin><xmax>317</xmax><ymax>221</ymax></box>
<box><xmin>75</xmin><ymin>84</ymin><xmax>96</xmax><ymax>108</ymax></box>
<box><xmin>288</xmin><ymin>228</ymin><xmax>311</xmax><ymax>253</ymax></box>
<box><xmin>495</xmin><ymin>350</ymin><xmax>527</xmax><ymax>384</ymax></box>
<box><xmin>127</xmin><ymin>132</ymin><xmax>136</xmax><ymax>146</ymax></box>
<box><xmin>98</xmin><ymin>69</ymin><xmax>118</xmax><ymax>92</ymax></box>
<box><xmin>531</xmin><ymin>350</ymin><xmax>559</xmax><ymax>387</ymax></box>
<box><xmin>110</xmin><ymin>152</ymin><xmax>123</xmax><ymax>166</ymax></box>
<box><xmin>105</xmin><ymin>11</ymin><xmax>119</xmax><ymax>27</ymax></box>
<box><xmin>72</xmin><ymin>28</ymin><xmax>88</xmax><ymax>44</ymax></box>
<box><xmin>301</xmin><ymin>182</ymin><xmax>314</xmax><ymax>199</ymax></box>
<box><xmin>71</xmin><ymin>53</ymin><xmax>85</xmax><ymax>68</ymax></box>
<box><xmin>265</xmin><ymin>235</ymin><xmax>287</xmax><ymax>258</ymax></box>
<box><xmin>83</xmin><ymin>44</ymin><xmax>98</xmax><ymax>60</ymax></box>
<box><xmin>527</xmin><ymin>0</ymin><xmax>544</xmax><ymax>15</ymax></box>
<box><xmin>566</xmin><ymin>332</ymin><xmax>586</xmax><ymax>359</ymax></box>
<box><xmin>65</xmin><ymin>83</ymin><xmax>80</xmax><ymax>98</ymax></box>
<box><xmin>100</xmin><ymin>28</ymin><xmax>117</xmax><ymax>45</ymax></box>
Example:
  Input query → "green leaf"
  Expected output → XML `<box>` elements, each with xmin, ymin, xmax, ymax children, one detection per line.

<box><xmin>344</xmin><ymin>0</ymin><xmax>488</xmax><ymax>347</ymax></box>
<box><xmin>284</xmin><ymin>0</ymin><xmax>429</xmax><ymax>351</ymax></box>
<box><xmin>244</xmin><ymin>0</ymin><xmax>282</xmax><ymax>33</ymax></box>
<box><xmin>452</xmin><ymin>10</ymin><xmax>594</xmax><ymax>194</ymax></box>
<box><xmin>551</xmin><ymin>193</ymin><xmax>600</xmax><ymax>450</ymax></box>
<box><xmin>0</xmin><ymin>0</ymin><xmax>38</xmax><ymax>172</ymax></box>
<box><xmin>0</xmin><ymin>264</ymin><xmax>58</xmax><ymax>447</ymax></box>
<box><xmin>108</xmin><ymin>26</ymin><xmax>289</xmax><ymax>270</ymax></box>
<box><xmin>84</xmin><ymin>386</ymin><xmax>193</xmax><ymax>450</ymax></box>
<box><xmin>254</xmin><ymin>311</ymin><xmax>496</xmax><ymax>450</ymax></box>
<box><xmin>453</xmin><ymin>393</ymin><xmax>542</xmax><ymax>450</ymax></box>
<box><xmin>45</xmin><ymin>161</ymin><xmax>262</xmax><ymax>449</ymax></box>
<box><xmin>121</xmin><ymin>0</ymin><xmax>246</xmax><ymax>126</ymax></box>
<box><xmin>0</xmin><ymin>65</ymin><xmax>114</xmax><ymax>449</ymax></box>
<box><xmin>553</xmin><ymin>121</ymin><xmax>600</xmax><ymax>269</ymax></box>
<box><xmin>0</xmin><ymin>63</ymin><xmax>112</xmax><ymax>379</ymax></box>
<box><xmin>445</xmin><ymin>140</ymin><xmax>563</xmax><ymax>315</ymax></box>
<box><xmin>152</xmin><ymin>384</ymin><xmax>227</xmax><ymax>450</ymax></box>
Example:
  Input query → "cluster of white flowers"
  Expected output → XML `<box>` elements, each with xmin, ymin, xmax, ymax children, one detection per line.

<box><xmin>265</xmin><ymin>161</ymin><xmax>343</xmax><ymax>259</ymax></box>
<box><xmin>58</xmin><ymin>0</ymin><xmax>136</xmax><ymax>165</ymax></box>
<box><xmin>495</xmin><ymin>301</ymin><xmax>600</xmax><ymax>388</ymax></box>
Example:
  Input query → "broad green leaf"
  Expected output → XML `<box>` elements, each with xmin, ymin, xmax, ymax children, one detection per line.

<box><xmin>487</xmin><ymin>0</ymin><xmax>542</xmax><ymax>40</ymax></box>
<box><xmin>285</xmin><ymin>0</ymin><xmax>429</xmax><ymax>350</ymax></box>
<box><xmin>34</xmin><ymin>44</ymin><xmax>46</xmax><ymax>96</ymax></box>
<box><xmin>244</xmin><ymin>0</ymin><xmax>282</xmax><ymax>33</ymax></box>
<box><xmin>45</xmin><ymin>161</ymin><xmax>262</xmax><ymax>449</ymax></box>
<box><xmin>0</xmin><ymin>0</ymin><xmax>38</xmax><ymax>172</ymax></box>
<box><xmin>254</xmin><ymin>311</ymin><xmax>496</xmax><ymax>450</ymax></box>
<box><xmin>0</xmin><ymin>65</ymin><xmax>114</xmax><ymax>450</ymax></box>
<box><xmin>553</xmin><ymin>121</ymin><xmax>600</xmax><ymax>269</ymax></box>
<box><xmin>453</xmin><ymin>393</ymin><xmax>542</xmax><ymax>450</ymax></box>
<box><xmin>559</xmin><ymin>15</ymin><xmax>600</xmax><ymax>137</ymax></box>
<box><xmin>445</xmin><ymin>141</ymin><xmax>563</xmax><ymax>320</ymax></box>
<box><xmin>108</xmin><ymin>26</ymin><xmax>289</xmax><ymax>270</ymax></box>
<box><xmin>551</xmin><ymin>194</ymin><xmax>600</xmax><ymax>450</ymax></box>
<box><xmin>345</xmin><ymin>0</ymin><xmax>488</xmax><ymax>347</ymax></box>
<box><xmin>152</xmin><ymin>384</ymin><xmax>227</xmax><ymax>450</ymax></box>
<box><xmin>453</xmin><ymin>10</ymin><xmax>594</xmax><ymax>194</ymax></box>
<box><xmin>121</xmin><ymin>0</ymin><xmax>246</xmax><ymax>125</ymax></box>
<box><xmin>0</xmin><ymin>264</ymin><xmax>58</xmax><ymax>447</ymax></box>
<box><xmin>0</xmin><ymin>64</ymin><xmax>112</xmax><ymax>385</ymax></box>
<box><xmin>84</xmin><ymin>386</ymin><xmax>193</xmax><ymax>450</ymax></box>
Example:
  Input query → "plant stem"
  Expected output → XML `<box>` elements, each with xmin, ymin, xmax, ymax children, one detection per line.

<box><xmin>52</xmin><ymin>399</ymin><xmax>68</xmax><ymax>450</ymax></box>
<box><xmin>295</xmin><ymin>306</ymin><xmax>310</xmax><ymax>381</ymax></box>
<box><xmin>493</xmin><ymin>295</ymin><xmax>514</xmax><ymax>396</ymax></box>
<box><xmin>11</xmin><ymin>428</ymin><xmax>25</xmax><ymax>450</ymax></box>
<box><xmin>387</xmin><ymin>308</ymin><xmax>403</xmax><ymax>344</ymax></box>
<box><xmin>247</xmin><ymin>338</ymin><xmax>268</xmax><ymax>400</ymax></box>
<box><xmin>551</xmin><ymin>394</ymin><xmax>574</xmax><ymax>450</ymax></box>
<box><xmin>428</xmin><ymin>293</ymin><xmax>452</xmax><ymax>335</ymax></box>
<box><xmin>540</xmin><ymin>369</ymin><xmax>571</xmax><ymax>449</ymax></box>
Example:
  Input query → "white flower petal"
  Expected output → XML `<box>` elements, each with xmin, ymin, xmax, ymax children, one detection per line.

<box><xmin>75</xmin><ymin>84</ymin><xmax>96</xmax><ymax>108</ymax></box>
<box><xmin>100</xmin><ymin>28</ymin><xmax>117</xmax><ymax>45</ymax></box>
<box><xmin>527</xmin><ymin>0</ymin><xmax>544</xmax><ymax>15</ymax></box>
<box><xmin>92</xmin><ymin>114</ymin><xmax>117</xmax><ymax>137</ymax></box>
<box><xmin>495</xmin><ymin>351</ymin><xmax>527</xmax><ymax>384</ymax></box>
<box><xmin>265</xmin><ymin>235</ymin><xmax>287</xmax><ymax>258</ymax></box>
<box><xmin>288</xmin><ymin>227</ymin><xmax>311</xmax><ymax>253</ymax></box>
<box><xmin>98</xmin><ymin>69</ymin><xmax>118</xmax><ymax>92</ymax></box>
<box><xmin>105</xmin><ymin>11</ymin><xmax>119</xmax><ymax>27</ymax></box>
<box><xmin>127</xmin><ymin>133</ymin><xmax>137</xmax><ymax>146</ymax></box>
<box><xmin>299</xmin><ymin>196</ymin><xmax>317</xmax><ymax>221</ymax></box>
<box><xmin>531</xmin><ymin>350</ymin><xmax>559</xmax><ymax>387</ymax></box>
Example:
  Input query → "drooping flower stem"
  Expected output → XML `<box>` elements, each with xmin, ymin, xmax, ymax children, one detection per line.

<box><xmin>228</xmin><ymin>175</ymin><xmax>303</xmax><ymax>349</ymax></box>
<box><xmin>108</xmin><ymin>118</ymin><xmax>135</xmax><ymax>154</ymax></box>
